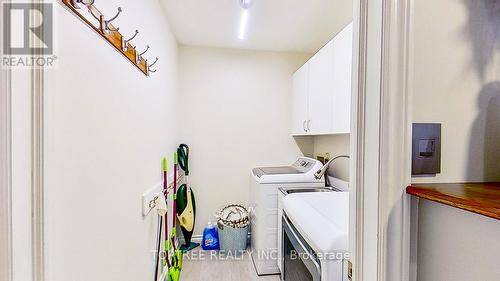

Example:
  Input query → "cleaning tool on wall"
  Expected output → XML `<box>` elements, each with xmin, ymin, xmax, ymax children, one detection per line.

<box><xmin>176</xmin><ymin>144</ymin><xmax>200</xmax><ymax>252</ymax></box>
<box><xmin>154</xmin><ymin>214</ymin><xmax>162</xmax><ymax>281</ymax></box>
<box><xmin>162</xmin><ymin>158</ymin><xmax>171</xmax><ymax>271</ymax></box>
<box><xmin>176</xmin><ymin>183</ymin><xmax>197</xmax><ymax>252</ymax></box>
<box><xmin>153</xmin><ymin>192</ymin><xmax>167</xmax><ymax>281</ymax></box>
<box><xmin>167</xmin><ymin>152</ymin><xmax>182</xmax><ymax>281</ymax></box>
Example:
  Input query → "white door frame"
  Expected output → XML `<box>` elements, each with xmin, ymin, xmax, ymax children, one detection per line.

<box><xmin>0</xmin><ymin>46</ymin><xmax>13</xmax><ymax>281</ymax></box>
<box><xmin>1</xmin><ymin>1</ymin><xmax>46</xmax><ymax>280</ymax></box>
<box><xmin>1</xmin><ymin>1</ymin><xmax>13</xmax><ymax>280</ymax></box>
<box><xmin>351</xmin><ymin>0</ymin><xmax>413</xmax><ymax>280</ymax></box>
<box><xmin>31</xmin><ymin>1</ymin><xmax>46</xmax><ymax>281</ymax></box>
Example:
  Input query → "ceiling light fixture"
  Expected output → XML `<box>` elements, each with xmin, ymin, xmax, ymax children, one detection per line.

<box><xmin>238</xmin><ymin>0</ymin><xmax>253</xmax><ymax>40</ymax></box>
<box><xmin>239</xmin><ymin>0</ymin><xmax>254</xmax><ymax>9</ymax></box>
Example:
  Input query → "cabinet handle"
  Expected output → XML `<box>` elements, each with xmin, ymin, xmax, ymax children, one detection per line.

<box><xmin>307</xmin><ymin>120</ymin><xmax>311</xmax><ymax>131</ymax></box>
<box><xmin>303</xmin><ymin>120</ymin><xmax>307</xmax><ymax>132</ymax></box>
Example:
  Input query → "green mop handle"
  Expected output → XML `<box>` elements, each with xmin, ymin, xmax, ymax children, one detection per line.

<box><xmin>162</xmin><ymin>157</ymin><xmax>170</xmax><ymax>268</ymax></box>
<box><xmin>171</xmin><ymin>152</ymin><xmax>178</xmax><ymax>249</ymax></box>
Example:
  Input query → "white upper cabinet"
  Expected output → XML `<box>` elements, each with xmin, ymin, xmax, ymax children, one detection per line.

<box><xmin>308</xmin><ymin>39</ymin><xmax>335</xmax><ymax>134</ymax></box>
<box><xmin>292</xmin><ymin>63</ymin><xmax>310</xmax><ymax>135</ymax></box>
<box><xmin>331</xmin><ymin>23</ymin><xmax>352</xmax><ymax>134</ymax></box>
<box><xmin>291</xmin><ymin>22</ymin><xmax>353</xmax><ymax>136</ymax></box>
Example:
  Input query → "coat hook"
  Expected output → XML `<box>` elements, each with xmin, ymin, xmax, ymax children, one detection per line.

<box><xmin>136</xmin><ymin>45</ymin><xmax>150</xmax><ymax>62</ymax></box>
<box><xmin>149</xmin><ymin>57</ymin><xmax>159</xmax><ymax>68</ymax></box>
<box><xmin>139</xmin><ymin>45</ymin><xmax>150</xmax><ymax>57</ymax></box>
<box><xmin>70</xmin><ymin>0</ymin><xmax>94</xmax><ymax>9</ymax></box>
<box><xmin>100</xmin><ymin>7</ymin><xmax>122</xmax><ymax>33</ymax></box>
<box><xmin>148</xmin><ymin>57</ymin><xmax>159</xmax><ymax>73</ymax></box>
<box><xmin>122</xmin><ymin>30</ymin><xmax>139</xmax><ymax>52</ymax></box>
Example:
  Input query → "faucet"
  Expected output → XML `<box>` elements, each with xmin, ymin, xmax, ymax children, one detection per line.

<box><xmin>314</xmin><ymin>155</ymin><xmax>350</xmax><ymax>180</ymax></box>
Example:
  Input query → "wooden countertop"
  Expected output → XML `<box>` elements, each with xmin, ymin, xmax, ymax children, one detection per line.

<box><xmin>406</xmin><ymin>183</ymin><xmax>500</xmax><ymax>220</ymax></box>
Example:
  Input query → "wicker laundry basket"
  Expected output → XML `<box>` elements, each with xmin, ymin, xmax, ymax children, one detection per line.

<box><xmin>216</xmin><ymin>205</ymin><xmax>250</xmax><ymax>253</ymax></box>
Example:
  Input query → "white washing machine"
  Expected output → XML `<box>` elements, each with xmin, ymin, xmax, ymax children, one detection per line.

<box><xmin>249</xmin><ymin>157</ymin><xmax>324</xmax><ymax>275</ymax></box>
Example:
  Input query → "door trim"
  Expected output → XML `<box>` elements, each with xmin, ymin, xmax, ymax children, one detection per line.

<box><xmin>351</xmin><ymin>0</ymin><xmax>413</xmax><ymax>280</ymax></box>
<box><xmin>0</xmin><ymin>44</ymin><xmax>13</xmax><ymax>281</ymax></box>
<box><xmin>378</xmin><ymin>0</ymin><xmax>414</xmax><ymax>280</ymax></box>
<box><xmin>0</xmin><ymin>71</ymin><xmax>13</xmax><ymax>281</ymax></box>
<box><xmin>350</xmin><ymin>0</ymin><xmax>384</xmax><ymax>279</ymax></box>
<box><xmin>31</xmin><ymin>1</ymin><xmax>46</xmax><ymax>281</ymax></box>
<box><xmin>1</xmin><ymin>2</ymin><xmax>13</xmax><ymax>281</ymax></box>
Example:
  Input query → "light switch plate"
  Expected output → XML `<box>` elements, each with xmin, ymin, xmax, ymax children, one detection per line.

<box><xmin>412</xmin><ymin>123</ymin><xmax>441</xmax><ymax>175</ymax></box>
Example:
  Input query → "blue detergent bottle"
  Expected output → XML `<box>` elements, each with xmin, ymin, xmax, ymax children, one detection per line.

<box><xmin>202</xmin><ymin>222</ymin><xmax>220</xmax><ymax>250</ymax></box>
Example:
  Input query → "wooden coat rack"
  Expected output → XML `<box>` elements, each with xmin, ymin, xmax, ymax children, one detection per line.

<box><xmin>61</xmin><ymin>0</ymin><xmax>158</xmax><ymax>76</ymax></box>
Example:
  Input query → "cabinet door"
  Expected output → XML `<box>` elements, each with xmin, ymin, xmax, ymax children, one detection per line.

<box><xmin>331</xmin><ymin>23</ymin><xmax>353</xmax><ymax>133</ymax></box>
<box><xmin>308</xmin><ymin>39</ymin><xmax>335</xmax><ymax>134</ymax></box>
<box><xmin>292</xmin><ymin>63</ymin><xmax>309</xmax><ymax>135</ymax></box>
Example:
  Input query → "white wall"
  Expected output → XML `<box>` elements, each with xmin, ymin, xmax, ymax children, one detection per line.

<box><xmin>43</xmin><ymin>1</ymin><xmax>179</xmax><ymax>281</ymax></box>
<box><xmin>416</xmin><ymin>200</ymin><xmax>500</xmax><ymax>281</ymax></box>
<box><xmin>412</xmin><ymin>0</ymin><xmax>500</xmax><ymax>184</ymax></box>
<box><xmin>313</xmin><ymin>135</ymin><xmax>350</xmax><ymax>181</ymax></box>
<box><xmin>178</xmin><ymin>46</ymin><xmax>310</xmax><ymax>235</ymax></box>
<box><xmin>411</xmin><ymin>1</ymin><xmax>500</xmax><ymax>281</ymax></box>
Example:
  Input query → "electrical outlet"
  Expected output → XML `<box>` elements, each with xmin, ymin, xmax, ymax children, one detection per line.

<box><xmin>316</xmin><ymin>152</ymin><xmax>331</xmax><ymax>164</ymax></box>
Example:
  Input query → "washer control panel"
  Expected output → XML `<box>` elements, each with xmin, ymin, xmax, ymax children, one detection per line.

<box><xmin>252</xmin><ymin>157</ymin><xmax>323</xmax><ymax>178</ymax></box>
<box><xmin>292</xmin><ymin>157</ymin><xmax>319</xmax><ymax>172</ymax></box>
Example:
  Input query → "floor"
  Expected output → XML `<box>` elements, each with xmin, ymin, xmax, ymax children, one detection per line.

<box><xmin>182</xmin><ymin>250</ymin><xmax>280</xmax><ymax>281</ymax></box>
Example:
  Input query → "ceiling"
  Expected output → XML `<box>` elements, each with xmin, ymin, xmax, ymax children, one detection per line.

<box><xmin>160</xmin><ymin>0</ymin><xmax>353</xmax><ymax>53</ymax></box>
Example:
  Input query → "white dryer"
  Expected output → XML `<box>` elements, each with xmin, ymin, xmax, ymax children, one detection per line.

<box><xmin>249</xmin><ymin>157</ymin><xmax>324</xmax><ymax>275</ymax></box>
